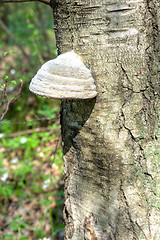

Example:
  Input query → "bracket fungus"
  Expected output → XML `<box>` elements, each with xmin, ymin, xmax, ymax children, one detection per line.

<box><xmin>29</xmin><ymin>51</ymin><xmax>98</xmax><ymax>99</ymax></box>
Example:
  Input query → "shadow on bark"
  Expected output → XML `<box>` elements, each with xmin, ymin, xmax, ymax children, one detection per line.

<box><xmin>60</xmin><ymin>98</ymin><xmax>156</xmax><ymax>239</ymax></box>
<box><xmin>60</xmin><ymin>98</ymin><xmax>96</xmax><ymax>155</ymax></box>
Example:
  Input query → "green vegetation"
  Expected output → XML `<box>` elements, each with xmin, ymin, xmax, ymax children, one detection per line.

<box><xmin>0</xmin><ymin>2</ymin><xmax>64</xmax><ymax>239</ymax></box>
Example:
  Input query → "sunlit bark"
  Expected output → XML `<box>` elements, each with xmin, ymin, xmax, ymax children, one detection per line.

<box><xmin>53</xmin><ymin>0</ymin><xmax>160</xmax><ymax>239</ymax></box>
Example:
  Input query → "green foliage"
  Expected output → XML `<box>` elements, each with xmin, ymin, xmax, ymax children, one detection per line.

<box><xmin>0</xmin><ymin>182</ymin><xmax>13</xmax><ymax>200</ymax></box>
<box><xmin>3</xmin><ymin>234</ymin><xmax>15</xmax><ymax>240</ymax></box>
<box><xmin>8</xmin><ymin>217</ymin><xmax>29</xmax><ymax>233</ymax></box>
<box><xmin>0</xmin><ymin>125</ymin><xmax>64</xmax><ymax>238</ymax></box>
<box><xmin>1</xmin><ymin>2</ymin><xmax>57</xmax><ymax>60</ymax></box>
<box><xmin>37</xmin><ymin>104</ymin><xmax>58</xmax><ymax>119</ymax></box>
<box><xmin>34</xmin><ymin>228</ymin><xmax>46</xmax><ymax>239</ymax></box>
<box><xmin>0</xmin><ymin>2</ymin><xmax>64</xmax><ymax>239</ymax></box>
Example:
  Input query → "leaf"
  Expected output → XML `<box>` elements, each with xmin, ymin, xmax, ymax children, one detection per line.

<box><xmin>11</xmin><ymin>81</ymin><xmax>17</xmax><ymax>85</ymax></box>
<box><xmin>4</xmin><ymin>75</ymin><xmax>9</xmax><ymax>81</ymax></box>
<box><xmin>54</xmin><ymin>224</ymin><xmax>65</xmax><ymax>234</ymax></box>
<box><xmin>38</xmin><ymin>199</ymin><xmax>53</xmax><ymax>206</ymax></box>
<box><xmin>3</xmin><ymin>234</ymin><xmax>15</xmax><ymax>240</ymax></box>
<box><xmin>4</xmin><ymin>51</ymin><xmax>8</xmax><ymax>56</ymax></box>
<box><xmin>9</xmin><ymin>50</ymin><xmax>15</xmax><ymax>54</ymax></box>
<box><xmin>27</xmin><ymin>23</ymin><xmax>34</xmax><ymax>29</ymax></box>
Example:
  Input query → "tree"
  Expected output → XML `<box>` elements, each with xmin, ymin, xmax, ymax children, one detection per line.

<box><xmin>1</xmin><ymin>0</ymin><xmax>160</xmax><ymax>239</ymax></box>
<box><xmin>53</xmin><ymin>1</ymin><xmax>160</xmax><ymax>239</ymax></box>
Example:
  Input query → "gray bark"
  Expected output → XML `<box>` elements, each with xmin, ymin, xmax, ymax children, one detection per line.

<box><xmin>52</xmin><ymin>0</ymin><xmax>160</xmax><ymax>239</ymax></box>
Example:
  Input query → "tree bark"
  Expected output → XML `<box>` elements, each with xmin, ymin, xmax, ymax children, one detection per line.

<box><xmin>52</xmin><ymin>0</ymin><xmax>160</xmax><ymax>239</ymax></box>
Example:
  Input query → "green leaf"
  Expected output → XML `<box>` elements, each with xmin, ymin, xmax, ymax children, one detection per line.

<box><xmin>38</xmin><ymin>199</ymin><xmax>53</xmax><ymax>206</ymax></box>
<box><xmin>27</xmin><ymin>23</ymin><xmax>34</xmax><ymax>29</ymax></box>
<box><xmin>4</xmin><ymin>75</ymin><xmax>9</xmax><ymax>81</ymax></box>
<box><xmin>4</xmin><ymin>51</ymin><xmax>8</xmax><ymax>56</ymax></box>
<box><xmin>3</xmin><ymin>234</ymin><xmax>15</xmax><ymax>240</ymax></box>
<box><xmin>19</xmin><ymin>236</ymin><xmax>30</xmax><ymax>240</ymax></box>
<box><xmin>34</xmin><ymin>229</ymin><xmax>45</xmax><ymax>238</ymax></box>
<box><xmin>54</xmin><ymin>224</ymin><xmax>65</xmax><ymax>234</ymax></box>
<box><xmin>9</xmin><ymin>50</ymin><xmax>15</xmax><ymax>54</ymax></box>
<box><xmin>11</xmin><ymin>81</ymin><xmax>17</xmax><ymax>85</ymax></box>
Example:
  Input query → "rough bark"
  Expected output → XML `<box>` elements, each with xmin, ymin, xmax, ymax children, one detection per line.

<box><xmin>52</xmin><ymin>0</ymin><xmax>160</xmax><ymax>239</ymax></box>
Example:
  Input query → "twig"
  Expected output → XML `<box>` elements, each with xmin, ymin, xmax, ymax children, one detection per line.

<box><xmin>0</xmin><ymin>81</ymin><xmax>23</xmax><ymax>123</ymax></box>
<box><xmin>0</xmin><ymin>83</ymin><xmax>7</xmax><ymax>110</ymax></box>
<box><xmin>0</xmin><ymin>116</ymin><xmax>59</xmax><ymax>127</ymax></box>
<box><xmin>6</xmin><ymin>127</ymin><xmax>55</xmax><ymax>137</ymax></box>
<box><xmin>50</xmin><ymin>132</ymin><xmax>61</xmax><ymax>158</ymax></box>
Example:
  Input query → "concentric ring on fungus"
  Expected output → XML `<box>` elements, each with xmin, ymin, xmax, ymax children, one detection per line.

<box><xmin>29</xmin><ymin>51</ymin><xmax>98</xmax><ymax>99</ymax></box>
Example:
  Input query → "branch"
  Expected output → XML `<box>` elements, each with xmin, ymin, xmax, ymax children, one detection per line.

<box><xmin>0</xmin><ymin>0</ymin><xmax>51</xmax><ymax>5</ymax></box>
<box><xmin>7</xmin><ymin>127</ymin><xmax>51</xmax><ymax>137</ymax></box>
<box><xmin>0</xmin><ymin>81</ymin><xmax>23</xmax><ymax>123</ymax></box>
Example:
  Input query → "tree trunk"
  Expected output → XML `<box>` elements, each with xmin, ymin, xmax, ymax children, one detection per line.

<box><xmin>52</xmin><ymin>0</ymin><xmax>160</xmax><ymax>239</ymax></box>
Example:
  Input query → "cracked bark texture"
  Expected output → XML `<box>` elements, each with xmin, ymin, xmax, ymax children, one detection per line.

<box><xmin>51</xmin><ymin>0</ymin><xmax>160</xmax><ymax>239</ymax></box>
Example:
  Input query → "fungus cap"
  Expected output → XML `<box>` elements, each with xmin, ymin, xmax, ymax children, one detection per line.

<box><xmin>29</xmin><ymin>51</ymin><xmax>98</xmax><ymax>99</ymax></box>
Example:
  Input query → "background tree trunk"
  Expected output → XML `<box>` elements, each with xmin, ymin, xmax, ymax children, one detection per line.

<box><xmin>52</xmin><ymin>0</ymin><xmax>160</xmax><ymax>239</ymax></box>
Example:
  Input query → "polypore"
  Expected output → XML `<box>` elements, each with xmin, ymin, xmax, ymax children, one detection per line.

<box><xmin>29</xmin><ymin>51</ymin><xmax>98</xmax><ymax>99</ymax></box>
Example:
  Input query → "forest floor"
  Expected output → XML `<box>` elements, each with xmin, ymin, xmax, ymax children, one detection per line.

<box><xmin>0</xmin><ymin>118</ymin><xmax>64</xmax><ymax>240</ymax></box>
